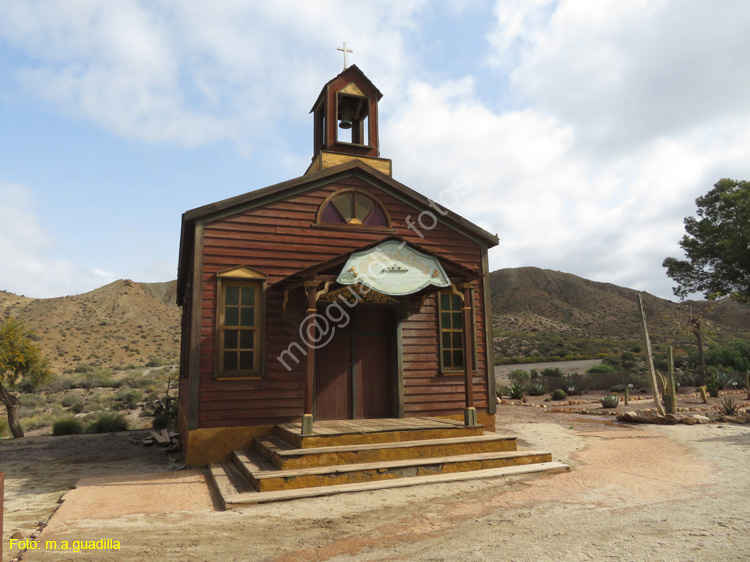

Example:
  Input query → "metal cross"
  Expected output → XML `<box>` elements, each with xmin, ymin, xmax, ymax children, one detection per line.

<box><xmin>337</xmin><ymin>42</ymin><xmax>353</xmax><ymax>69</ymax></box>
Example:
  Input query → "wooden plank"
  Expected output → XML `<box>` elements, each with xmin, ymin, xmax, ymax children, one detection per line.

<box><xmin>150</xmin><ymin>430</ymin><xmax>170</xmax><ymax>445</ymax></box>
<box><xmin>251</xmin><ymin>450</ymin><xmax>553</xmax><ymax>480</ymax></box>
<box><xmin>224</xmin><ymin>462</ymin><xmax>570</xmax><ymax>506</ymax></box>
<box><xmin>258</xmin><ymin>433</ymin><xmax>517</xmax><ymax>458</ymax></box>
<box><xmin>208</xmin><ymin>463</ymin><xmax>235</xmax><ymax>509</ymax></box>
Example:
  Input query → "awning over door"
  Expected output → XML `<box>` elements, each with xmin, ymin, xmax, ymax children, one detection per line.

<box><xmin>336</xmin><ymin>240</ymin><xmax>451</xmax><ymax>296</ymax></box>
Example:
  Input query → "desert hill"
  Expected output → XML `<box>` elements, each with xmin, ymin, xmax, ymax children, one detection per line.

<box><xmin>1</xmin><ymin>269</ymin><xmax>748</xmax><ymax>374</ymax></box>
<box><xmin>490</xmin><ymin>267</ymin><xmax>750</xmax><ymax>362</ymax></box>
<box><xmin>0</xmin><ymin>280</ymin><xmax>180</xmax><ymax>374</ymax></box>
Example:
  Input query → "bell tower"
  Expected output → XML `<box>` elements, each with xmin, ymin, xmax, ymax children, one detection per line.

<box><xmin>305</xmin><ymin>64</ymin><xmax>393</xmax><ymax>177</ymax></box>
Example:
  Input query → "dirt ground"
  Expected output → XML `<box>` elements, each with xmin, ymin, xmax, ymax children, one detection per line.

<box><xmin>2</xmin><ymin>406</ymin><xmax>749</xmax><ymax>562</ymax></box>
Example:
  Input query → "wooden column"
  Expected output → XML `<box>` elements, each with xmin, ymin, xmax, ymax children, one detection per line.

<box><xmin>302</xmin><ymin>281</ymin><xmax>319</xmax><ymax>435</ymax></box>
<box><xmin>460</xmin><ymin>283</ymin><xmax>477</xmax><ymax>427</ymax></box>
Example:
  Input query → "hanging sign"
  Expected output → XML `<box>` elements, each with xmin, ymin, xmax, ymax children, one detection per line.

<box><xmin>336</xmin><ymin>240</ymin><xmax>451</xmax><ymax>296</ymax></box>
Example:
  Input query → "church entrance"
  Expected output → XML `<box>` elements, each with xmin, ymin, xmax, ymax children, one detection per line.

<box><xmin>315</xmin><ymin>306</ymin><xmax>395</xmax><ymax>420</ymax></box>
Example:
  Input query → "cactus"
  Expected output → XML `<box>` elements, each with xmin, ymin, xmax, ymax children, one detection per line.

<box><xmin>624</xmin><ymin>388</ymin><xmax>629</xmax><ymax>405</ymax></box>
<box><xmin>637</xmin><ymin>295</ymin><xmax>665</xmax><ymax>416</ymax></box>
<box><xmin>663</xmin><ymin>346</ymin><xmax>677</xmax><ymax>414</ymax></box>
<box><xmin>600</xmin><ymin>394</ymin><xmax>620</xmax><ymax>408</ymax></box>
<box><xmin>699</xmin><ymin>385</ymin><xmax>708</xmax><ymax>403</ymax></box>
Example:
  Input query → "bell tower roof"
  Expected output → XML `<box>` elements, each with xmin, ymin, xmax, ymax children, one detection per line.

<box><xmin>305</xmin><ymin>64</ymin><xmax>392</xmax><ymax>177</ymax></box>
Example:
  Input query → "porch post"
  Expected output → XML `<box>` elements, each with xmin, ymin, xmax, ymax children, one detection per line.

<box><xmin>460</xmin><ymin>283</ymin><xmax>477</xmax><ymax>427</ymax></box>
<box><xmin>302</xmin><ymin>281</ymin><xmax>319</xmax><ymax>435</ymax></box>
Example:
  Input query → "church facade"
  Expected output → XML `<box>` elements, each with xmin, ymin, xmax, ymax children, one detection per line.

<box><xmin>177</xmin><ymin>65</ymin><xmax>499</xmax><ymax>465</ymax></box>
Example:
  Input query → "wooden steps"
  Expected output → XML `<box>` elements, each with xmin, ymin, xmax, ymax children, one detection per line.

<box><xmin>255</xmin><ymin>433</ymin><xmax>519</xmax><ymax>470</ymax></box>
<box><xmin>237</xmin><ymin>449</ymin><xmax>553</xmax><ymax>492</ymax></box>
<box><xmin>206</xmin><ymin>417</ymin><xmax>568</xmax><ymax>507</ymax></box>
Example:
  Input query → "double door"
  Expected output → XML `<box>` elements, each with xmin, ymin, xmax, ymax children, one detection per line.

<box><xmin>315</xmin><ymin>306</ymin><xmax>394</xmax><ymax>420</ymax></box>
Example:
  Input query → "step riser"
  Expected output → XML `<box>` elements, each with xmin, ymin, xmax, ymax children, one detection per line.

<box><xmin>257</xmin><ymin>439</ymin><xmax>518</xmax><ymax>470</ymax></box>
<box><xmin>276</xmin><ymin>426</ymin><xmax>485</xmax><ymax>448</ymax></box>
<box><xmin>255</xmin><ymin>453</ymin><xmax>553</xmax><ymax>491</ymax></box>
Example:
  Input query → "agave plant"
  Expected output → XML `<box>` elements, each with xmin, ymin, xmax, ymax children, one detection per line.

<box><xmin>508</xmin><ymin>382</ymin><xmax>527</xmax><ymax>400</ymax></box>
<box><xmin>718</xmin><ymin>395</ymin><xmax>740</xmax><ymax>416</ymax></box>
<box><xmin>600</xmin><ymin>394</ymin><xmax>620</xmax><ymax>408</ymax></box>
<box><xmin>706</xmin><ymin>371</ymin><xmax>736</xmax><ymax>398</ymax></box>
<box><xmin>526</xmin><ymin>383</ymin><xmax>548</xmax><ymax>396</ymax></box>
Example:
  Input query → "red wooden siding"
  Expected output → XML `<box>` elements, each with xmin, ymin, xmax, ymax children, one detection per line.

<box><xmin>195</xmin><ymin>175</ymin><xmax>488</xmax><ymax>428</ymax></box>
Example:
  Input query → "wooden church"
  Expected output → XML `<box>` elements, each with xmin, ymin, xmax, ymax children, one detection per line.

<box><xmin>177</xmin><ymin>63</ymin><xmax>564</xmax><ymax>503</ymax></box>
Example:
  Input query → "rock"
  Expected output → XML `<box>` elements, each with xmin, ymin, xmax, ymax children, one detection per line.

<box><xmin>693</xmin><ymin>415</ymin><xmax>711</xmax><ymax>424</ymax></box>
<box><xmin>681</xmin><ymin>416</ymin><xmax>699</xmax><ymax>425</ymax></box>
<box><xmin>746</xmin><ymin>413</ymin><xmax>750</xmax><ymax>424</ymax></box>
<box><xmin>617</xmin><ymin>410</ymin><xmax>666</xmax><ymax>424</ymax></box>
<box><xmin>664</xmin><ymin>414</ymin><xmax>680</xmax><ymax>425</ymax></box>
<box><xmin>10</xmin><ymin>531</ymin><xmax>24</xmax><ymax>540</ymax></box>
<box><xmin>721</xmin><ymin>415</ymin><xmax>747</xmax><ymax>424</ymax></box>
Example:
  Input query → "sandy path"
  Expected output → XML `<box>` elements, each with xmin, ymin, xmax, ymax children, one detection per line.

<box><xmin>7</xmin><ymin>409</ymin><xmax>748</xmax><ymax>562</ymax></box>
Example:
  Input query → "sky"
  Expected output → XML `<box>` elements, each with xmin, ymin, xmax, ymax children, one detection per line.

<box><xmin>1</xmin><ymin>0</ymin><xmax>749</xmax><ymax>301</ymax></box>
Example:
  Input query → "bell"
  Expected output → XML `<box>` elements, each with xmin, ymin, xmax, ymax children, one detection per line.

<box><xmin>339</xmin><ymin>113</ymin><xmax>352</xmax><ymax>129</ymax></box>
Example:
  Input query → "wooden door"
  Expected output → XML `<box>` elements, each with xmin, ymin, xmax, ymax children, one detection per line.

<box><xmin>315</xmin><ymin>332</ymin><xmax>352</xmax><ymax>420</ymax></box>
<box><xmin>354</xmin><ymin>308</ymin><xmax>391</xmax><ymax>419</ymax></box>
<box><xmin>315</xmin><ymin>307</ymin><xmax>393</xmax><ymax>420</ymax></box>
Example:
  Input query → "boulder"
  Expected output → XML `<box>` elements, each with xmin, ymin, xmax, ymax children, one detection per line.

<box><xmin>693</xmin><ymin>414</ymin><xmax>711</xmax><ymax>424</ymax></box>
<box><xmin>721</xmin><ymin>414</ymin><xmax>747</xmax><ymax>424</ymax></box>
<box><xmin>617</xmin><ymin>410</ymin><xmax>666</xmax><ymax>424</ymax></box>
<box><xmin>681</xmin><ymin>416</ymin><xmax>699</xmax><ymax>425</ymax></box>
<box><xmin>664</xmin><ymin>414</ymin><xmax>680</xmax><ymax>425</ymax></box>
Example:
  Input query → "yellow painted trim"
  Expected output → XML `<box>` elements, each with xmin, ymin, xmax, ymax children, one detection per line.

<box><xmin>305</xmin><ymin>151</ymin><xmax>392</xmax><ymax>177</ymax></box>
<box><xmin>217</xmin><ymin>265</ymin><xmax>268</xmax><ymax>279</ymax></box>
<box><xmin>184</xmin><ymin>424</ymin><xmax>275</xmax><ymax>466</ymax></box>
<box><xmin>340</xmin><ymin>82</ymin><xmax>366</xmax><ymax>97</ymax></box>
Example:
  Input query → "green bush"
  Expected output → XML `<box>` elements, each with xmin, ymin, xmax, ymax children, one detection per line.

<box><xmin>601</xmin><ymin>355</ymin><xmax>621</xmax><ymax>367</ymax></box>
<box><xmin>610</xmin><ymin>384</ymin><xmax>627</xmax><ymax>392</ymax></box>
<box><xmin>587</xmin><ymin>363</ymin><xmax>616</xmax><ymax>374</ymax></box>
<box><xmin>541</xmin><ymin>367</ymin><xmax>563</xmax><ymax>377</ymax></box>
<box><xmin>152</xmin><ymin>400</ymin><xmax>178</xmax><ymax>431</ymax></box>
<box><xmin>508</xmin><ymin>369</ymin><xmax>531</xmax><ymax>383</ymax></box>
<box><xmin>53</xmin><ymin>416</ymin><xmax>83</xmax><ymax>436</ymax></box>
<box><xmin>19</xmin><ymin>393</ymin><xmax>46</xmax><ymax>409</ymax></box>
<box><xmin>600</xmin><ymin>395</ymin><xmax>620</xmax><ymax>408</ymax></box>
<box><xmin>61</xmin><ymin>393</ymin><xmax>86</xmax><ymax>413</ymax></box>
<box><xmin>88</xmin><ymin>411</ymin><xmax>128</xmax><ymax>433</ymax></box>
<box><xmin>551</xmin><ymin>389</ymin><xmax>567</xmax><ymax>400</ymax></box>
<box><xmin>0</xmin><ymin>417</ymin><xmax>8</xmax><ymax>437</ymax></box>
<box><xmin>114</xmin><ymin>387</ymin><xmax>143</xmax><ymax>410</ymax></box>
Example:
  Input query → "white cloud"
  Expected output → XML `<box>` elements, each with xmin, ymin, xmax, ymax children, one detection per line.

<box><xmin>491</xmin><ymin>0</ymin><xmax>750</xmax><ymax>154</ymax></box>
<box><xmin>0</xmin><ymin>0</ymin><xmax>427</xmax><ymax>150</ymax></box>
<box><xmin>0</xmin><ymin>182</ymin><xmax>120</xmax><ymax>298</ymax></box>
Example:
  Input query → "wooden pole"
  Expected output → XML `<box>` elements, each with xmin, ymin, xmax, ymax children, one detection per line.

<box><xmin>461</xmin><ymin>284</ymin><xmax>477</xmax><ymax>426</ymax></box>
<box><xmin>302</xmin><ymin>282</ymin><xmax>319</xmax><ymax>435</ymax></box>
<box><xmin>637</xmin><ymin>294</ymin><xmax>665</xmax><ymax>416</ymax></box>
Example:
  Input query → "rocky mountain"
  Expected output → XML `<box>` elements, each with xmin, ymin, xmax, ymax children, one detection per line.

<box><xmin>489</xmin><ymin>267</ymin><xmax>750</xmax><ymax>361</ymax></box>
<box><xmin>0</xmin><ymin>280</ymin><xmax>180</xmax><ymax>374</ymax></box>
<box><xmin>1</xmin><ymin>269</ymin><xmax>748</xmax><ymax>374</ymax></box>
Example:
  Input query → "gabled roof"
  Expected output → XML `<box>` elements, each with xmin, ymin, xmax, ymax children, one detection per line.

<box><xmin>309</xmin><ymin>64</ymin><xmax>383</xmax><ymax>113</ymax></box>
<box><xmin>177</xmin><ymin>159</ymin><xmax>499</xmax><ymax>302</ymax></box>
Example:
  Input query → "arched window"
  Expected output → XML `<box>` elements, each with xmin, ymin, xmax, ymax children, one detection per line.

<box><xmin>319</xmin><ymin>190</ymin><xmax>389</xmax><ymax>227</ymax></box>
